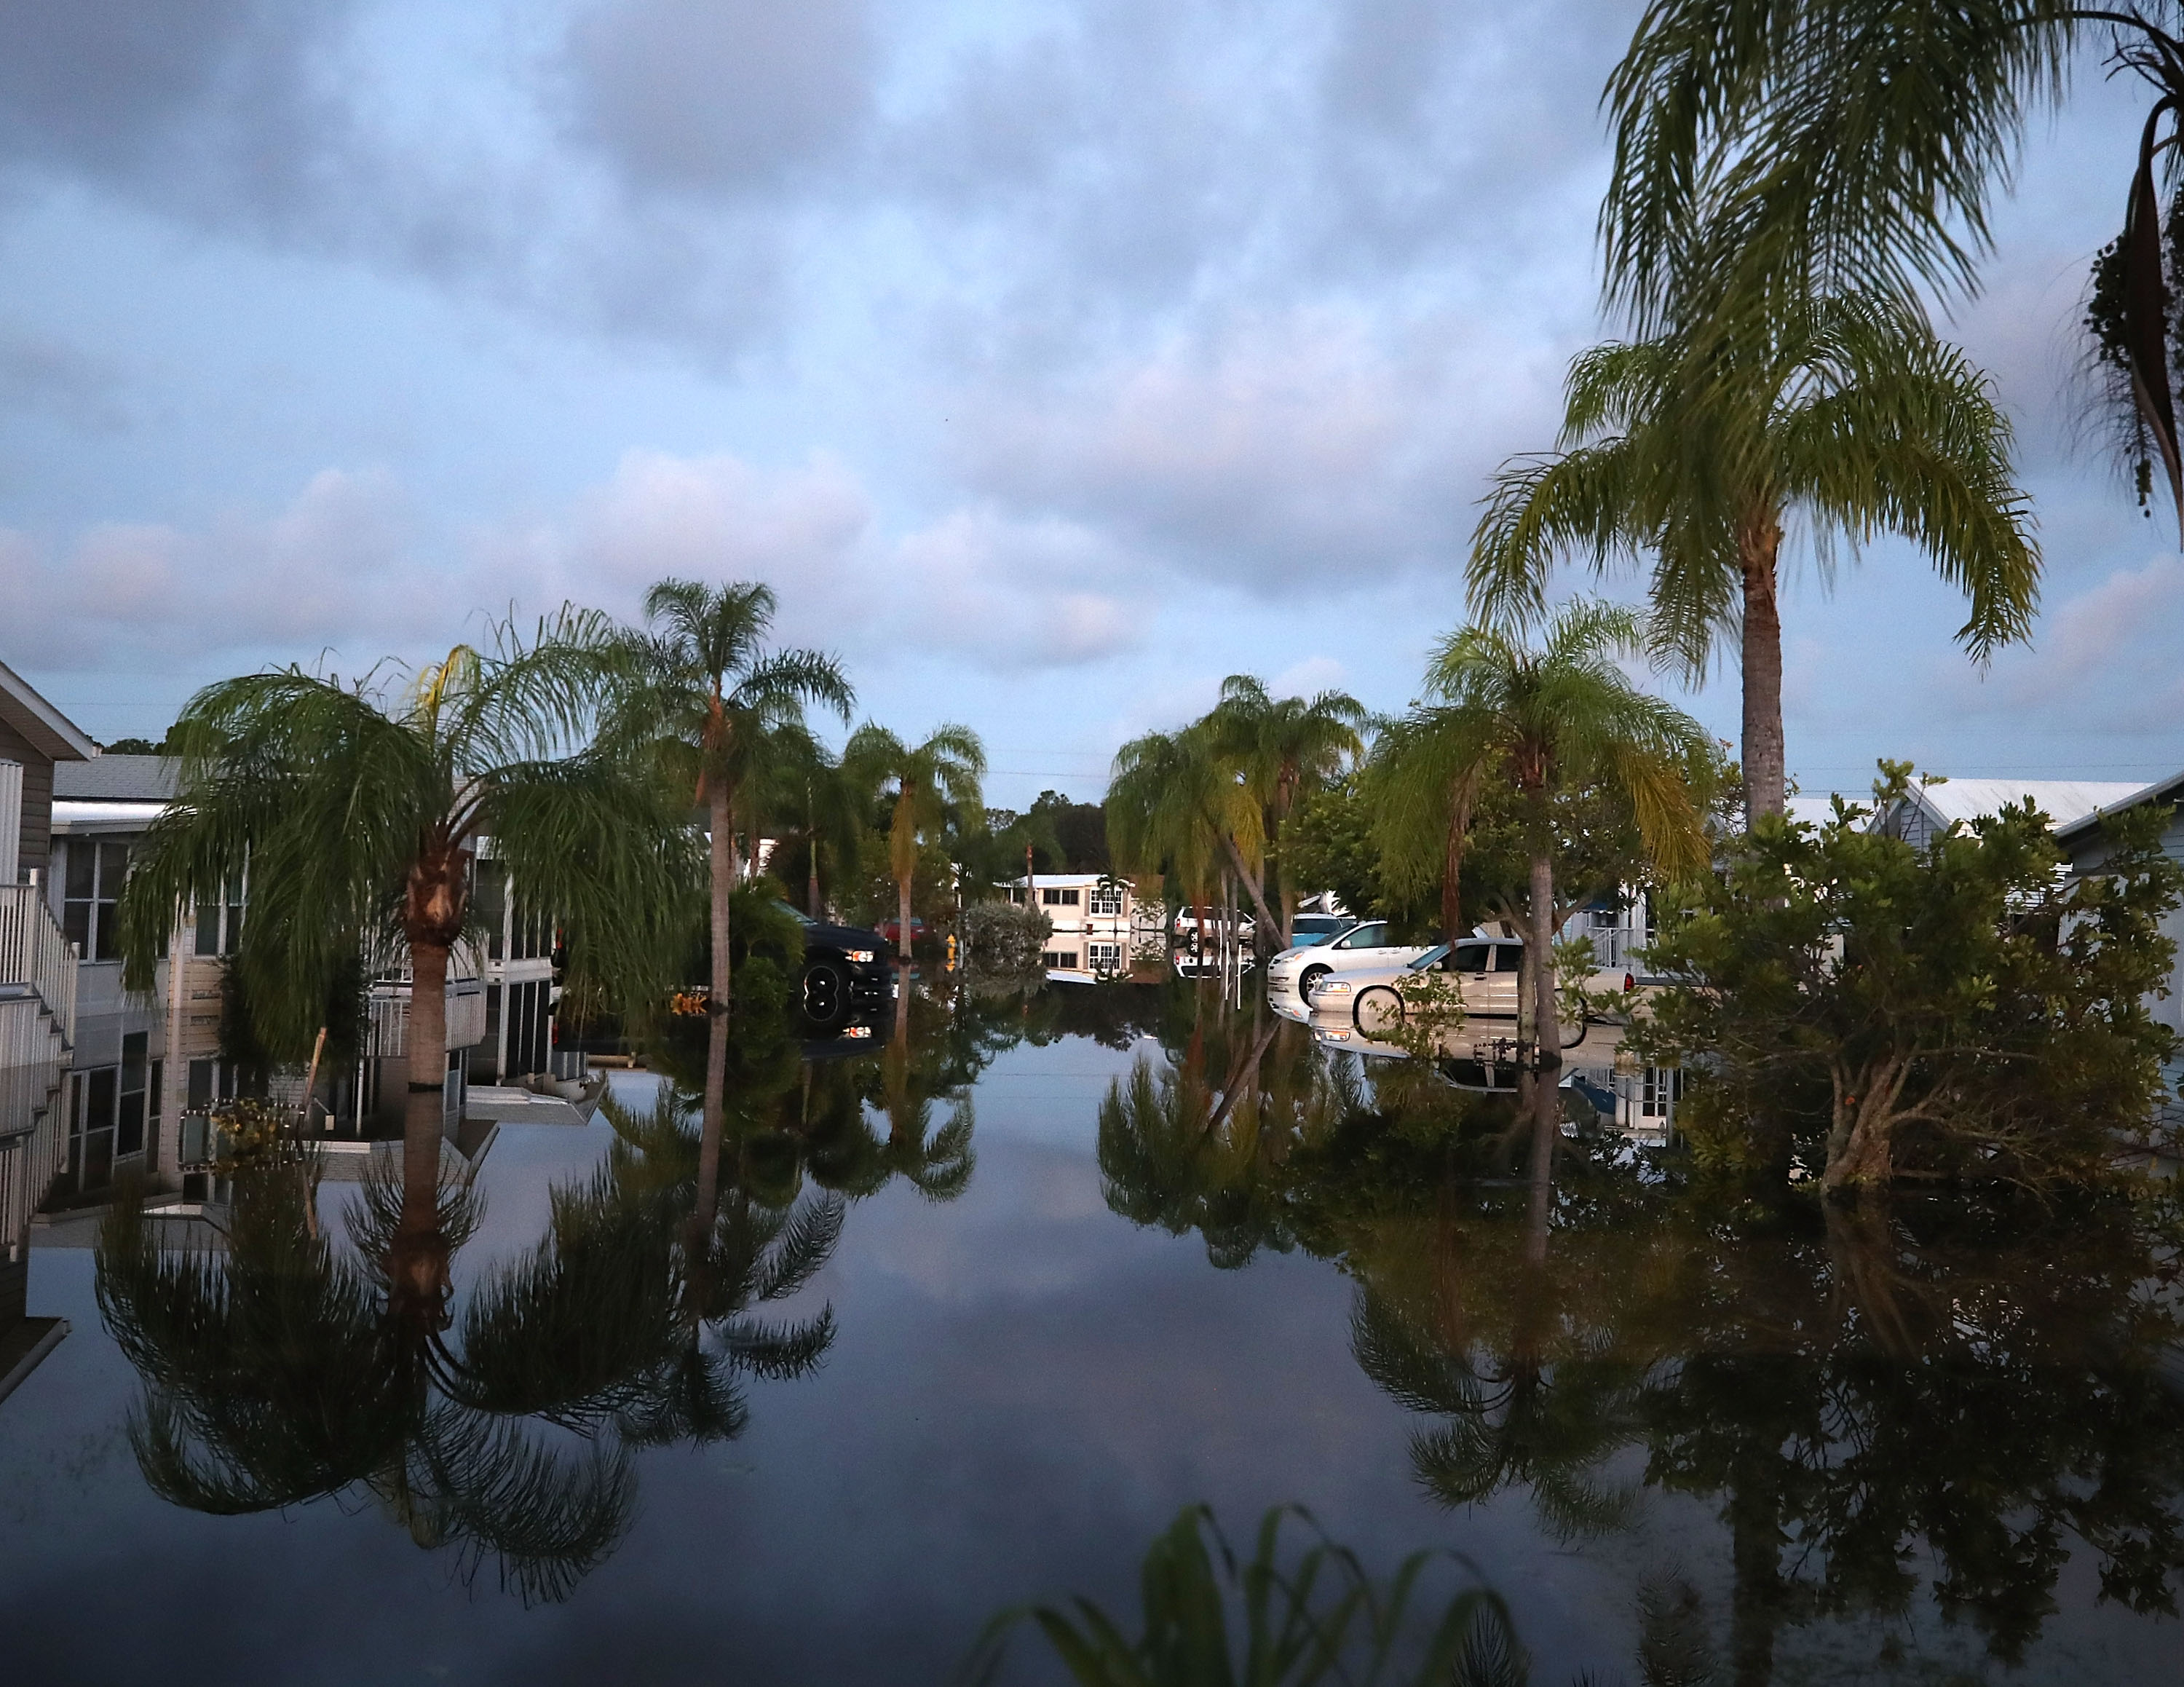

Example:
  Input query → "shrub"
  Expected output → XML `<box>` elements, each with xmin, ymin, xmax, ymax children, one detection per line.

<box><xmin>962</xmin><ymin>899</ymin><xmax>1052</xmax><ymax>973</ymax></box>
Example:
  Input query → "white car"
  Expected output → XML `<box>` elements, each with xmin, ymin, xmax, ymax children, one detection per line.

<box><xmin>1312</xmin><ymin>933</ymin><xmax>1524</xmax><ymax>1027</ymax></box>
<box><xmin>1265</xmin><ymin>919</ymin><xmax>1436</xmax><ymax>1014</ymax></box>
<box><xmin>1326</xmin><ymin>936</ymin><xmax>1637</xmax><ymax>1040</ymax></box>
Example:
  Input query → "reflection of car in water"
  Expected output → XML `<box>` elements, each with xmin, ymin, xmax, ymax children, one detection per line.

<box><xmin>781</xmin><ymin>905</ymin><xmax>893</xmax><ymax>1026</ymax></box>
<box><xmin>798</xmin><ymin>1015</ymin><xmax>881</xmax><ymax>1056</ymax></box>
<box><xmin>1266</xmin><ymin>920</ymin><xmax>1436</xmax><ymax>1010</ymax></box>
<box><xmin>1308</xmin><ymin>1016</ymin><xmax>1678</xmax><ymax>1137</ymax></box>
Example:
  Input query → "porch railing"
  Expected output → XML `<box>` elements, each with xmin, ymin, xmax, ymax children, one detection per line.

<box><xmin>0</xmin><ymin>884</ymin><xmax>77</xmax><ymax>1054</ymax></box>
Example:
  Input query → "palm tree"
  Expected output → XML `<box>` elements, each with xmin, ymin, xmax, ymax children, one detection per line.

<box><xmin>844</xmin><ymin>722</ymin><xmax>986</xmax><ymax>962</ymax></box>
<box><xmin>630</xmin><ymin>579</ymin><xmax>852</xmax><ymax>1239</ymax></box>
<box><xmin>118</xmin><ymin>613</ymin><xmax>691</xmax><ymax>1294</ymax></box>
<box><xmin>1599</xmin><ymin>3</ymin><xmax>2184</xmax><ymax>536</ymax></box>
<box><xmin>763</xmin><ymin>726</ymin><xmax>865</xmax><ymax>920</ymax></box>
<box><xmin>1209</xmin><ymin>676</ymin><xmax>1368</xmax><ymax>944</ymax></box>
<box><xmin>1107</xmin><ymin>724</ymin><xmax>1277</xmax><ymax>949</ymax></box>
<box><xmin>1400</xmin><ymin>604</ymin><xmax>1712</xmax><ymax>1062</ymax></box>
<box><xmin>1468</xmin><ymin>294</ymin><xmax>2038</xmax><ymax>819</ymax></box>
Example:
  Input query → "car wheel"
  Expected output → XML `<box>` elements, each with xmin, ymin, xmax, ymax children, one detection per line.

<box><xmin>1354</xmin><ymin>986</ymin><xmax>1404</xmax><ymax>1035</ymax></box>
<box><xmin>800</xmin><ymin>957</ymin><xmax>850</xmax><ymax>1025</ymax></box>
<box><xmin>1298</xmin><ymin>964</ymin><xmax>1331</xmax><ymax>1001</ymax></box>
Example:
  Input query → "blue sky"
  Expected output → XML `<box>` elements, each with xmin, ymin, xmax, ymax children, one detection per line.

<box><xmin>0</xmin><ymin>0</ymin><xmax>2177</xmax><ymax>805</ymax></box>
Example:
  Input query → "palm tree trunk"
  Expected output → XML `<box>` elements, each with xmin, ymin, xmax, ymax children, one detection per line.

<box><xmin>697</xmin><ymin>783</ymin><xmax>735</xmax><ymax>1240</ymax></box>
<box><xmin>1440</xmin><ymin>779</ymin><xmax>1475</xmax><ymax>947</ymax></box>
<box><xmin>896</xmin><ymin>874</ymin><xmax>914</xmax><ymax>962</ymax></box>
<box><xmin>1217</xmin><ymin>834</ymin><xmax>1282</xmax><ymax>946</ymax></box>
<box><xmin>403</xmin><ymin>936</ymin><xmax>451</xmax><ymax>1213</ymax></box>
<box><xmin>1740</xmin><ymin>515</ymin><xmax>1787</xmax><ymax>822</ymax></box>
<box><xmin>807</xmin><ymin>835</ymin><xmax>823</xmax><ymax>919</ymax></box>
<box><xmin>395</xmin><ymin>933</ymin><xmax>454</xmax><ymax>1324</ymax></box>
<box><xmin>1527</xmin><ymin>850</ymin><xmax>1560</xmax><ymax>1067</ymax></box>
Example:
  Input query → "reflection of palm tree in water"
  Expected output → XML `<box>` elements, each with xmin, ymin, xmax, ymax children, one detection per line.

<box><xmin>1098</xmin><ymin>997</ymin><xmax>1330</xmax><ymax>1269</ymax></box>
<box><xmin>98</xmin><ymin>1097</ymin><xmax>841</xmax><ymax>1602</ymax></box>
<box><xmin>1353</xmin><ymin>1287</ymin><xmax>1644</xmax><ymax>1545</ymax></box>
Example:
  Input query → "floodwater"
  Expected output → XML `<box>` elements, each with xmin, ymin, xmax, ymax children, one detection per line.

<box><xmin>1</xmin><ymin>976</ymin><xmax>2180</xmax><ymax>1685</ymax></box>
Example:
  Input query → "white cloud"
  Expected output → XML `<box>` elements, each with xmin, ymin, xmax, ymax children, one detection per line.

<box><xmin>0</xmin><ymin>467</ymin><xmax>428</xmax><ymax>671</ymax></box>
<box><xmin>891</xmin><ymin>506</ymin><xmax>1142</xmax><ymax>669</ymax></box>
<box><xmin>954</xmin><ymin>304</ymin><xmax>1556</xmax><ymax>591</ymax></box>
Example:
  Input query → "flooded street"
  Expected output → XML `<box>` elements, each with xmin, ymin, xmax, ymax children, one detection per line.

<box><xmin>2</xmin><ymin>979</ymin><xmax>2180</xmax><ymax>1685</ymax></box>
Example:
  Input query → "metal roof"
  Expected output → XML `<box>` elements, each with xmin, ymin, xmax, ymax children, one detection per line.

<box><xmin>1904</xmin><ymin>778</ymin><xmax>2145</xmax><ymax>830</ymax></box>
<box><xmin>2053</xmin><ymin>765</ymin><xmax>2184</xmax><ymax>844</ymax></box>
<box><xmin>52</xmin><ymin>754</ymin><xmax>180</xmax><ymax>802</ymax></box>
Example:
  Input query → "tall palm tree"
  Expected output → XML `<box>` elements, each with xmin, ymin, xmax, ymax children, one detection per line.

<box><xmin>1107</xmin><ymin>724</ymin><xmax>1277</xmax><ymax>948</ymax></box>
<box><xmin>1468</xmin><ymin>294</ymin><xmax>2037</xmax><ymax>819</ymax></box>
<box><xmin>118</xmin><ymin>613</ymin><xmax>691</xmax><ymax>1294</ymax></box>
<box><xmin>1209</xmin><ymin>676</ymin><xmax>1368</xmax><ymax>944</ymax></box>
<box><xmin>1403</xmin><ymin>604</ymin><xmax>1712</xmax><ymax>1061</ymax></box>
<box><xmin>1599</xmin><ymin>3</ymin><xmax>2184</xmax><ymax>535</ymax></box>
<box><xmin>844</xmin><ymin>722</ymin><xmax>986</xmax><ymax>961</ymax></box>
<box><xmin>631</xmin><ymin>580</ymin><xmax>852</xmax><ymax>1239</ymax></box>
<box><xmin>762</xmin><ymin>725</ymin><xmax>864</xmax><ymax>920</ymax></box>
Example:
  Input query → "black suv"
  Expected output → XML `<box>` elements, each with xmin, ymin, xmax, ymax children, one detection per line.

<box><xmin>783</xmin><ymin>904</ymin><xmax>893</xmax><ymax>1025</ymax></box>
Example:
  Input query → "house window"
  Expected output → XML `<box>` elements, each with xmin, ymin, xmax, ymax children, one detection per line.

<box><xmin>193</xmin><ymin>869</ymin><xmax>247</xmax><ymax>956</ymax></box>
<box><xmin>1639</xmin><ymin>1067</ymin><xmax>1682</xmax><ymax>1119</ymax></box>
<box><xmin>67</xmin><ymin>1067</ymin><xmax>119</xmax><ymax>1192</ymax></box>
<box><xmin>1088</xmin><ymin>941</ymin><xmax>1121</xmax><ymax>972</ymax></box>
<box><xmin>1040</xmin><ymin>887</ymin><xmax>1081</xmax><ymax>906</ymax></box>
<box><xmin>118</xmin><ymin>1032</ymin><xmax>150</xmax><ymax>1156</ymax></box>
<box><xmin>1088</xmin><ymin>886</ymin><xmax>1123</xmax><ymax>917</ymax></box>
<box><xmin>63</xmin><ymin>838</ymin><xmax>130</xmax><ymax>961</ymax></box>
<box><xmin>1042</xmin><ymin>950</ymin><xmax>1080</xmax><ymax>968</ymax></box>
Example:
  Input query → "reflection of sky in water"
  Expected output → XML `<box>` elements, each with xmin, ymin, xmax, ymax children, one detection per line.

<box><xmin>1</xmin><ymin>1029</ymin><xmax>2177</xmax><ymax>1683</ymax></box>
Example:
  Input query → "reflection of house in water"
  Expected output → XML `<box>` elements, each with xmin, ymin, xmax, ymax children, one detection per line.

<box><xmin>0</xmin><ymin>660</ymin><xmax>90</xmax><ymax>1401</ymax></box>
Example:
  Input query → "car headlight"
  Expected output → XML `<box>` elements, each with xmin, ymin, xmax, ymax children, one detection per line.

<box><xmin>842</xmin><ymin>1024</ymin><xmax>872</xmax><ymax>1039</ymax></box>
<box><xmin>845</xmin><ymin>949</ymin><xmax>875</xmax><ymax>963</ymax></box>
<box><xmin>1318</xmin><ymin>981</ymin><xmax>1352</xmax><ymax>995</ymax></box>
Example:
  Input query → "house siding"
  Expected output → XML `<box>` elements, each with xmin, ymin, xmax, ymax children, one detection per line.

<box><xmin>0</xmin><ymin>721</ymin><xmax>52</xmax><ymax>876</ymax></box>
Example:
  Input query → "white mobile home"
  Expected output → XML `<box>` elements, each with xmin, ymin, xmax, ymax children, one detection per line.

<box><xmin>1009</xmin><ymin>873</ymin><xmax>1145</xmax><ymax>976</ymax></box>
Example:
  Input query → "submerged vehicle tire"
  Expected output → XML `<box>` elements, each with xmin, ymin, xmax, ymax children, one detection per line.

<box><xmin>1354</xmin><ymin>986</ymin><xmax>1404</xmax><ymax>1035</ymax></box>
<box><xmin>799</xmin><ymin>957</ymin><xmax>850</xmax><ymax>1025</ymax></box>
<box><xmin>1298</xmin><ymin>964</ymin><xmax>1332</xmax><ymax>1002</ymax></box>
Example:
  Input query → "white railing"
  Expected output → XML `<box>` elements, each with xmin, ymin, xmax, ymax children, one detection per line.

<box><xmin>0</xmin><ymin>884</ymin><xmax>78</xmax><ymax>1051</ymax></box>
<box><xmin>366</xmin><ymin>981</ymin><xmax>487</xmax><ymax>1062</ymax></box>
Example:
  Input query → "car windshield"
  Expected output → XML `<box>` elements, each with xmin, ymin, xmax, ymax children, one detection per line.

<box><xmin>1406</xmin><ymin>945</ymin><xmax>1450</xmax><ymax>972</ymax></box>
<box><xmin>780</xmin><ymin>904</ymin><xmax>818</xmax><ymax>927</ymax></box>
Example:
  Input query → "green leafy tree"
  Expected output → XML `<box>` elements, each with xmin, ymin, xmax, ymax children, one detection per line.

<box><xmin>1210</xmin><ymin>676</ymin><xmax>1369</xmax><ymax>944</ymax></box>
<box><xmin>1635</xmin><ymin>773</ymin><xmax>2184</xmax><ymax>1192</ymax></box>
<box><xmin>1381</xmin><ymin>605</ymin><xmax>1712</xmax><ymax>1059</ymax></box>
<box><xmin>1468</xmin><ymin>294</ymin><xmax>2037</xmax><ymax>820</ymax></box>
<box><xmin>117</xmin><ymin>615</ymin><xmax>692</xmax><ymax>1297</ymax></box>
<box><xmin>844</xmin><ymin>722</ymin><xmax>986</xmax><ymax>960</ymax></box>
<box><xmin>628</xmin><ymin>579</ymin><xmax>852</xmax><ymax>1238</ymax></box>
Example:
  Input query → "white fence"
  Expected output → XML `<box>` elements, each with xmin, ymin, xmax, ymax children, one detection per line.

<box><xmin>0</xmin><ymin>884</ymin><xmax>78</xmax><ymax>1051</ymax></box>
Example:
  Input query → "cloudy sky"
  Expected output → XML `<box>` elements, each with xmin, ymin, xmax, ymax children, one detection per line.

<box><xmin>0</xmin><ymin>0</ymin><xmax>2176</xmax><ymax>804</ymax></box>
